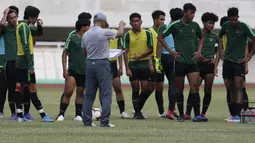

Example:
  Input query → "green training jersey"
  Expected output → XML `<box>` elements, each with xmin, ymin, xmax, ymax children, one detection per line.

<box><xmin>64</xmin><ymin>30</ymin><xmax>76</xmax><ymax>49</ymax></box>
<box><xmin>201</xmin><ymin>31</ymin><xmax>218</xmax><ymax>59</ymax></box>
<box><xmin>162</xmin><ymin>19</ymin><xmax>202</xmax><ymax>64</ymax></box>
<box><xmin>64</xmin><ymin>33</ymin><xmax>85</xmax><ymax>74</ymax></box>
<box><xmin>219</xmin><ymin>21</ymin><xmax>255</xmax><ymax>63</ymax></box>
<box><xmin>2</xmin><ymin>25</ymin><xmax>17</xmax><ymax>61</ymax></box>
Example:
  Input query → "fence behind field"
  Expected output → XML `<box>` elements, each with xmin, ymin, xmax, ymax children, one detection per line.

<box><xmin>33</xmin><ymin>44</ymin><xmax>255</xmax><ymax>84</ymax></box>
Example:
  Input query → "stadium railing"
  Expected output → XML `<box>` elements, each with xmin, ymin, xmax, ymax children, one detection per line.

<box><xmin>35</xmin><ymin>41</ymin><xmax>65</xmax><ymax>49</ymax></box>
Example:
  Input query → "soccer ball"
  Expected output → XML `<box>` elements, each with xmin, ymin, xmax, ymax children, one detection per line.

<box><xmin>92</xmin><ymin>108</ymin><xmax>102</xmax><ymax>121</ymax></box>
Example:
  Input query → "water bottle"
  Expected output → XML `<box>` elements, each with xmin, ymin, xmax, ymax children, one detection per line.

<box><xmin>240</xmin><ymin>108</ymin><xmax>245</xmax><ymax>123</ymax></box>
<box><xmin>246</xmin><ymin>108</ymin><xmax>253</xmax><ymax>124</ymax></box>
<box><xmin>252</xmin><ymin>109</ymin><xmax>255</xmax><ymax>124</ymax></box>
<box><xmin>245</xmin><ymin>108</ymin><xmax>249</xmax><ymax>124</ymax></box>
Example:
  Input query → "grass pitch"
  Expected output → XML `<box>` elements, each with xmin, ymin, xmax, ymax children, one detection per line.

<box><xmin>0</xmin><ymin>87</ymin><xmax>255</xmax><ymax>143</ymax></box>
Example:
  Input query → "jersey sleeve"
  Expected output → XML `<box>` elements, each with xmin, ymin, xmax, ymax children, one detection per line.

<box><xmin>162</xmin><ymin>23</ymin><xmax>175</xmax><ymax>37</ymax></box>
<box><xmin>64</xmin><ymin>36</ymin><xmax>71</xmax><ymax>50</ymax></box>
<box><xmin>195</xmin><ymin>22</ymin><xmax>202</xmax><ymax>39</ymax></box>
<box><xmin>243</xmin><ymin>22</ymin><xmax>255</xmax><ymax>39</ymax></box>
<box><xmin>64</xmin><ymin>37</ymin><xmax>71</xmax><ymax>52</ymax></box>
<box><xmin>101</xmin><ymin>29</ymin><xmax>117</xmax><ymax>40</ymax></box>
<box><xmin>146</xmin><ymin>30</ymin><xmax>153</xmax><ymax>49</ymax></box>
<box><xmin>122</xmin><ymin>32</ymin><xmax>130</xmax><ymax>49</ymax></box>
<box><xmin>19</xmin><ymin>24</ymin><xmax>33</xmax><ymax>70</ymax></box>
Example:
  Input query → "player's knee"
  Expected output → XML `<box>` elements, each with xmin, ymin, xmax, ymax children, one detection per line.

<box><xmin>190</xmin><ymin>85</ymin><xmax>199</xmax><ymax>93</ymax></box>
<box><xmin>114</xmin><ymin>88</ymin><xmax>122</xmax><ymax>95</ymax></box>
<box><xmin>28</xmin><ymin>84</ymin><xmax>37</xmax><ymax>92</ymax></box>
<box><xmin>64</xmin><ymin>90</ymin><xmax>73</xmax><ymax>98</ymax></box>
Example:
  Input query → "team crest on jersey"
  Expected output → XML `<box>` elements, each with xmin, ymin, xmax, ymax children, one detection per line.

<box><xmin>236</xmin><ymin>30</ymin><xmax>240</xmax><ymax>33</ymax></box>
<box><xmin>209</xmin><ymin>38</ymin><xmax>213</xmax><ymax>42</ymax></box>
<box><xmin>192</xmin><ymin>29</ymin><xmax>195</xmax><ymax>33</ymax></box>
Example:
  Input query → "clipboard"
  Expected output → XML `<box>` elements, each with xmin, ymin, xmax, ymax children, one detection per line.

<box><xmin>109</xmin><ymin>49</ymin><xmax>126</xmax><ymax>58</ymax></box>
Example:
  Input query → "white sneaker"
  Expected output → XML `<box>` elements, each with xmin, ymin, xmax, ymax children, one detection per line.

<box><xmin>108</xmin><ymin>123</ymin><xmax>115</xmax><ymax>127</ymax></box>
<box><xmin>158</xmin><ymin>112</ymin><xmax>167</xmax><ymax>118</ymax></box>
<box><xmin>120</xmin><ymin>112</ymin><xmax>130</xmax><ymax>119</ymax></box>
<box><xmin>74</xmin><ymin>116</ymin><xmax>83</xmax><ymax>121</ymax></box>
<box><xmin>224</xmin><ymin>116</ymin><xmax>232</xmax><ymax>122</ymax></box>
<box><xmin>91</xmin><ymin>123</ymin><xmax>96</xmax><ymax>127</ymax></box>
<box><xmin>56</xmin><ymin>115</ymin><xmax>64</xmax><ymax>121</ymax></box>
<box><xmin>227</xmin><ymin>119</ymin><xmax>240</xmax><ymax>123</ymax></box>
<box><xmin>17</xmin><ymin>117</ymin><xmax>31</xmax><ymax>122</ymax></box>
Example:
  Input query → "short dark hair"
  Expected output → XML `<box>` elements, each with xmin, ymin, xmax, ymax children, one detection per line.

<box><xmin>7</xmin><ymin>9</ymin><xmax>17</xmax><ymax>17</ymax></box>
<box><xmin>220</xmin><ymin>16</ymin><xmax>228</xmax><ymax>27</ymax></box>
<box><xmin>201</xmin><ymin>12</ymin><xmax>219</xmax><ymax>23</ymax></box>
<box><xmin>9</xmin><ymin>5</ymin><xmax>19</xmax><ymax>15</ymax></box>
<box><xmin>227</xmin><ymin>7</ymin><xmax>238</xmax><ymax>17</ymax></box>
<box><xmin>24</xmin><ymin>6</ymin><xmax>40</xmax><ymax>19</ymax></box>
<box><xmin>75</xmin><ymin>19</ymin><xmax>91</xmax><ymax>31</ymax></box>
<box><xmin>129</xmin><ymin>13</ymin><xmax>141</xmax><ymax>21</ymax></box>
<box><xmin>183</xmin><ymin>3</ymin><xmax>196</xmax><ymax>12</ymax></box>
<box><xmin>78</xmin><ymin>12</ymin><xmax>92</xmax><ymax>20</ymax></box>
<box><xmin>170</xmin><ymin>8</ymin><xmax>183</xmax><ymax>20</ymax></box>
<box><xmin>151</xmin><ymin>10</ymin><xmax>165</xmax><ymax>20</ymax></box>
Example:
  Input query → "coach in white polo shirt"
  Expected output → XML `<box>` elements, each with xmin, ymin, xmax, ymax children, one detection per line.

<box><xmin>82</xmin><ymin>12</ymin><xmax>125</xmax><ymax>127</ymax></box>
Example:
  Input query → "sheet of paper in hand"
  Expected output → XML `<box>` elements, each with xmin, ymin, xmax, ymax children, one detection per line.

<box><xmin>109</xmin><ymin>49</ymin><xmax>126</xmax><ymax>58</ymax></box>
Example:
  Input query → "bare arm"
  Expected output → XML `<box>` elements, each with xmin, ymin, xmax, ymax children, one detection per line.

<box><xmin>156</xmin><ymin>42</ymin><xmax>162</xmax><ymax>58</ymax></box>
<box><xmin>123</xmin><ymin>48</ymin><xmax>129</xmax><ymax>69</ymax></box>
<box><xmin>148</xmin><ymin>54</ymin><xmax>153</xmax><ymax>65</ymax></box>
<box><xmin>215</xmin><ymin>38</ymin><xmax>222</xmax><ymax>67</ymax></box>
<box><xmin>197</xmin><ymin>35</ymin><xmax>204</xmax><ymax>53</ymax></box>
<box><xmin>83</xmin><ymin>48</ymin><xmax>87</xmax><ymax>56</ymax></box>
<box><xmin>116</xmin><ymin>20</ymin><xmax>126</xmax><ymax>38</ymax></box>
<box><xmin>0</xmin><ymin>9</ymin><xmax>8</xmax><ymax>34</ymax></box>
<box><xmin>245</xmin><ymin>43</ymin><xmax>249</xmax><ymax>72</ymax></box>
<box><xmin>135</xmin><ymin>48</ymin><xmax>153</xmax><ymax>60</ymax></box>
<box><xmin>158</xmin><ymin>34</ymin><xmax>176</xmax><ymax>55</ymax></box>
<box><xmin>117</xmin><ymin>40</ymin><xmax>123</xmax><ymax>70</ymax></box>
<box><xmin>62</xmin><ymin>51</ymin><xmax>68</xmax><ymax>72</ymax></box>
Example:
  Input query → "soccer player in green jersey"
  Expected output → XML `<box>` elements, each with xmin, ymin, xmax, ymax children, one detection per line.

<box><xmin>220</xmin><ymin>16</ymin><xmax>250</xmax><ymax>122</ymax></box>
<box><xmin>0</xmin><ymin>7</ymin><xmax>18</xmax><ymax>120</ymax></box>
<box><xmin>155</xmin><ymin>8</ymin><xmax>184</xmax><ymax>119</ymax></box>
<box><xmin>148</xmin><ymin>10</ymin><xmax>167</xmax><ymax>118</ymax></box>
<box><xmin>56</xmin><ymin>19</ymin><xmax>90</xmax><ymax>122</ymax></box>
<box><xmin>15</xmin><ymin>6</ymin><xmax>53</xmax><ymax>122</ymax></box>
<box><xmin>58</xmin><ymin>12</ymin><xmax>91</xmax><ymax>105</ymax></box>
<box><xmin>123</xmin><ymin>13</ymin><xmax>153</xmax><ymax>119</ymax></box>
<box><xmin>219</xmin><ymin>8</ymin><xmax>255</xmax><ymax>123</ymax></box>
<box><xmin>158</xmin><ymin>3</ymin><xmax>204</xmax><ymax>122</ymax></box>
<box><xmin>196</xmin><ymin>12</ymin><xmax>220</xmax><ymax>122</ymax></box>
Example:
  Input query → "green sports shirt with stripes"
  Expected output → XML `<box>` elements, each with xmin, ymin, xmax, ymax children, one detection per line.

<box><xmin>219</xmin><ymin>21</ymin><xmax>255</xmax><ymax>63</ymax></box>
<box><xmin>64</xmin><ymin>33</ymin><xmax>85</xmax><ymax>74</ymax></box>
<box><xmin>162</xmin><ymin>19</ymin><xmax>202</xmax><ymax>64</ymax></box>
<box><xmin>64</xmin><ymin>30</ymin><xmax>76</xmax><ymax>49</ymax></box>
